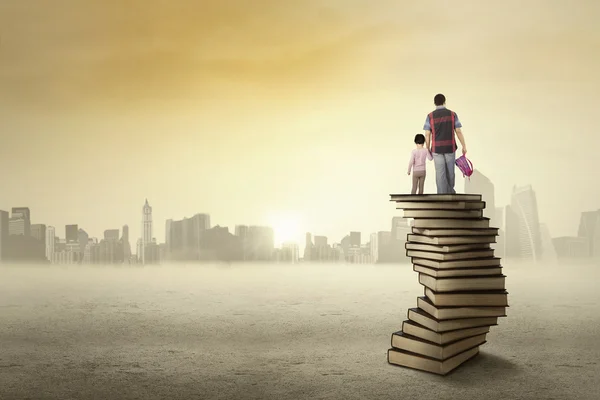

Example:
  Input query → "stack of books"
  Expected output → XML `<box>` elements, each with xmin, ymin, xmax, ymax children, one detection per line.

<box><xmin>386</xmin><ymin>194</ymin><xmax>508</xmax><ymax>375</ymax></box>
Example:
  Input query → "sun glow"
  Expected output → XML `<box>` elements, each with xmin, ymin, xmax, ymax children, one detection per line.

<box><xmin>267</xmin><ymin>211</ymin><xmax>304</xmax><ymax>247</ymax></box>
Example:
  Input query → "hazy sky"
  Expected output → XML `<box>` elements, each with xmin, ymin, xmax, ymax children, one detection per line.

<box><xmin>1</xmin><ymin>0</ymin><xmax>599</xmax><ymax>247</ymax></box>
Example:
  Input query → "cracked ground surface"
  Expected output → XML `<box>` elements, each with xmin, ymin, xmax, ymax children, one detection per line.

<box><xmin>1</xmin><ymin>261</ymin><xmax>599</xmax><ymax>400</ymax></box>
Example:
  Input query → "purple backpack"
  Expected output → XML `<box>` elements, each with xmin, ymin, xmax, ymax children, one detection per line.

<box><xmin>455</xmin><ymin>155</ymin><xmax>474</xmax><ymax>179</ymax></box>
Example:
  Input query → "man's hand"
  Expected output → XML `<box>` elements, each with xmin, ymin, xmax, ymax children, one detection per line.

<box><xmin>462</xmin><ymin>147</ymin><xmax>467</xmax><ymax>155</ymax></box>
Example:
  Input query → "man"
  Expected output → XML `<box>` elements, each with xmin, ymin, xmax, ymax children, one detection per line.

<box><xmin>423</xmin><ymin>94</ymin><xmax>467</xmax><ymax>194</ymax></box>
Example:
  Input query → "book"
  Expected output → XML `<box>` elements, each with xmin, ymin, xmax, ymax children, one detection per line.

<box><xmin>408</xmin><ymin>308</ymin><xmax>498</xmax><ymax>332</ymax></box>
<box><xmin>406</xmin><ymin>242</ymin><xmax>491</xmax><ymax>253</ymax></box>
<box><xmin>387</xmin><ymin>345</ymin><xmax>481</xmax><ymax>376</ymax></box>
<box><xmin>417</xmin><ymin>296</ymin><xmax>507</xmax><ymax>320</ymax></box>
<box><xmin>412</xmin><ymin>218</ymin><xmax>490</xmax><ymax>229</ymax></box>
<box><xmin>412</xmin><ymin>227</ymin><xmax>499</xmax><ymax>237</ymax></box>
<box><xmin>402</xmin><ymin>209</ymin><xmax>483</xmax><ymax>219</ymax></box>
<box><xmin>407</xmin><ymin>249</ymin><xmax>495</xmax><ymax>261</ymax></box>
<box><xmin>394</xmin><ymin>201</ymin><xmax>486</xmax><ymax>210</ymax></box>
<box><xmin>390</xmin><ymin>194</ymin><xmax>482</xmax><ymax>202</ymax></box>
<box><xmin>402</xmin><ymin>320</ymin><xmax>490</xmax><ymax>345</ymax></box>
<box><xmin>413</xmin><ymin>257</ymin><xmax>501</xmax><ymax>269</ymax></box>
<box><xmin>425</xmin><ymin>287</ymin><xmax>509</xmax><ymax>307</ymax></box>
<box><xmin>419</xmin><ymin>273</ymin><xmax>506</xmax><ymax>292</ymax></box>
<box><xmin>391</xmin><ymin>331</ymin><xmax>487</xmax><ymax>360</ymax></box>
<box><xmin>414</xmin><ymin>264</ymin><xmax>503</xmax><ymax>278</ymax></box>
<box><xmin>407</xmin><ymin>234</ymin><xmax>497</xmax><ymax>245</ymax></box>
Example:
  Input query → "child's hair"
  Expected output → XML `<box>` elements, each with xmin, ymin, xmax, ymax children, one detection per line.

<box><xmin>414</xmin><ymin>134</ymin><xmax>425</xmax><ymax>145</ymax></box>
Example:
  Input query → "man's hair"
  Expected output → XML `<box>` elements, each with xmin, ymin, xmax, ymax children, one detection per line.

<box><xmin>414</xmin><ymin>134</ymin><xmax>426</xmax><ymax>145</ymax></box>
<box><xmin>434</xmin><ymin>94</ymin><xmax>446</xmax><ymax>106</ymax></box>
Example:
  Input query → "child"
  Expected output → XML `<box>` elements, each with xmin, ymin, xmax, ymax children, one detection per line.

<box><xmin>407</xmin><ymin>133</ymin><xmax>433</xmax><ymax>194</ymax></box>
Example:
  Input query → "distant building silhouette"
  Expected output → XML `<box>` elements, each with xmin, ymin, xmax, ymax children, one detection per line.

<box><xmin>303</xmin><ymin>232</ymin><xmax>313</xmax><ymax>261</ymax></box>
<box><xmin>383</xmin><ymin>217</ymin><xmax>410</xmax><ymax>263</ymax></box>
<box><xmin>78</xmin><ymin>229</ymin><xmax>89</xmax><ymax>263</ymax></box>
<box><xmin>464</xmin><ymin>169</ymin><xmax>496</xmax><ymax>223</ymax></box>
<box><xmin>539</xmin><ymin>223</ymin><xmax>557</xmax><ymax>261</ymax></box>
<box><xmin>280</xmin><ymin>242</ymin><xmax>300</xmax><ymax>263</ymax></box>
<box><xmin>198</xmin><ymin>226</ymin><xmax>242</xmax><ymax>262</ymax></box>
<box><xmin>65</xmin><ymin>224</ymin><xmax>78</xmax><ymax>243</ymax></box>
<box><xmin>505</xmin><ymin>185</ymin><xmax>542</xmax><ymax>261</ymax></box>
<box><xmin>121</xmin><ymin>225</ymin><xmax>132</xmax><ymax>262</ymax></box>
<box><xmin>245</xmin><ymin>226</ymin><xmax>274</xmax><ymax>261</ymax></box>
<box><xmin>104</xmin><ymin>229</ymin><xmax>119</xmax><ymax>241</ymax></box>
<box><xmin>371</xmin><ymin>231</ymin><xmax>391</xmax><ymax>263</ymax></box>
<box><xmin>577</xmin><ymin>210</ymin><xmax>600</xmax><ymax>259</ymax></box>
<box><xmin>31</xmin><ymin>224</ymin><xmax>46</xmax><ymax>244</ymax></box>
<box><xmin>141</xmin><ymin>199</ymin><xmax>153</xmax><ymax>264</ymax></box>
<box><xmin>9</xmin><ymin>207</ymin><xmax>31</xmax><ymax>236</ymax></box>
<box><xmin>45</xmin><ymin>226</ymin><xmax>55</xmax><ymax>261</ymax></box>
<box><xmin>350</xmin><ymin>232</ymin><xmax>361</xmax><ymax>247</ymax></box>
<box><xmin>0</xmin><ymin>210</ymin><xmax>8</xmax><ymax>262</ymax></box>
<box><xmin>552</xmin><ymin>236</ymin><xmax>590</xmax><ymax>259</ymax></box>
<box><xmin>166</xmin><ymin>213</ymin><xmax>211</xmax><ymax>261</ymax></box>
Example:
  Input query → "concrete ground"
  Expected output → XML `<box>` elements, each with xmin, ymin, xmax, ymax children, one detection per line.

<box><xmin>1</xmin><ymin>261</ymin><xmax>599</xmax><ymax>400</ymax></box>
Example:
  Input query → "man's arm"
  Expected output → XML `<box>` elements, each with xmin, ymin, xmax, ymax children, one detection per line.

<box><xmin>424</xmin><ymin>130</ymin><xmax>431</xmax><ymax>151</ymax></box>
<box><xmin>455</xmin><ymin>128</ymin><xmax>467</xmax><ymax>155</ymax></box>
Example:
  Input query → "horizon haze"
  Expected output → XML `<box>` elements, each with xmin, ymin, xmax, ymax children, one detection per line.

<box><xmin>1</xmin><ymin>0</ymin><xmax>599</xmax><ymax>247</ymax></box>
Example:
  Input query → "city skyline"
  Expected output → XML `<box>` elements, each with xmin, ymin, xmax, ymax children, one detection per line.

<box><xmin>1</xmin><ymin>1</ymin><xmax>599</xmax><ymax>252</ymax></box>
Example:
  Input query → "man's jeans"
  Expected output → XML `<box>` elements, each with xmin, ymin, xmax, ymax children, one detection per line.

<box><xmin>432</xmin><ymin>152</ymin><xmax>456</xmax><ymax>194</ymax></box>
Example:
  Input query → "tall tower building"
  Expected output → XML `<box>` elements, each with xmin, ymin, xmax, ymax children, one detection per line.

<box><xmin>505</xmin><ymin>185</ymin><xmax>542</xmax><ymax>261</ymax></box>
<box><xmin>46</xmin><ymin>226</ymin><xmax>56</xmax><ymax>262</ymax></box>
<box><xmin>142</xmin><ymin>199</ymin><xmax>153</xmax><ymax>246</ymax></box>
<box><xmin>0</xmin><ymin>210</ymin><xmax>9</xmax><ymax>262</ymax></box>
<box><xmin>141</xmin><ymin>199</ymin><xmax>153</xmax><ymax>264</ymax></box>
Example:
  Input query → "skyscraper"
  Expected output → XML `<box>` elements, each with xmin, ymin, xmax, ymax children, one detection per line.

<box><xmin>142</xmin><ymin>199</ymin><xmax>153</xmax><ymax>246</ymax></box>
<box><xmin>45</xmin><ymin>226</ymin><xmax>55</xmax><ymax>261</ymax></box>
<box><xmin>142</xmin><ymin>199</ymin><xmax>153</xmax><ymax>264</ymax></box>
<box><xmin>370</xmin><ymin>233</ymin><xmax>378</xmax><ymax>263</ymax></box>
<box><xmin>505</xmin><ymin>185</ymin><xmax>542</xmax><ymax>261</ymax></box>
<box><xmin>303</xmin><ymin>232</ymin><xmax>313</xmax><ymax>261</ymax></box>
<box><xmin>9</xmin><ymin>208</ymin><xmax>31</xmax><ymax>236</ymax></box>
<box><xmin>10</xmin><ymin>207</ymin><xmax>31</xmax><ymax>236</ymax></box>
<box><xmin>350</xmin><ymin>231</ymin><xmax>361</xmax><ymax>247</ymax></box>
<box><xmin>166</xmin><ymin>213</ymin><xmax>211</xmax><ymax>260</ymax></box>
<box><xmin>65</xmin><ymin>224</ymin><xmax>78</xmax><ymax>243</ymax></box>
<box><xmin>577</xmin><ymin>210</ymin><xmax>600</xmax><ymax>259</ymax></box>
<box><xmin>464</xmin><ymin>169</ymin><xmax>496</xmax><ymax>223</ymax></box>
<box><xmin>78</xmin><ymin>229</ymin><xmax>89</xmax><ymax>263</ymax></box>
<box><xmin>31</xmin><ymin>224</ymin><xmax>46</xmax><ymax>244</ymax></box>
<box><xmin>121</xmin><ymin>225</ymin><xmax>132</xmax><ymax>261</ymax></box>
<box><xmin>0</xmin><ymin>210</ymin><xmax>8</xmax><ymax>262</ymax></box>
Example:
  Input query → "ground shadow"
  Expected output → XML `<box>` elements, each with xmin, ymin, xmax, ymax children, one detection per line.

<box><xmin>445</xmin><ymin>351</ymin><xmax>522</xmax><ymax>383</ymax></box>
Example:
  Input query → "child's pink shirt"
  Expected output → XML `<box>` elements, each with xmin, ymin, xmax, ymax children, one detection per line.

<box><xmin>408</xmin><ymin>148</ymin><xmax>433</xmax><ymax>173</ymax></box>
